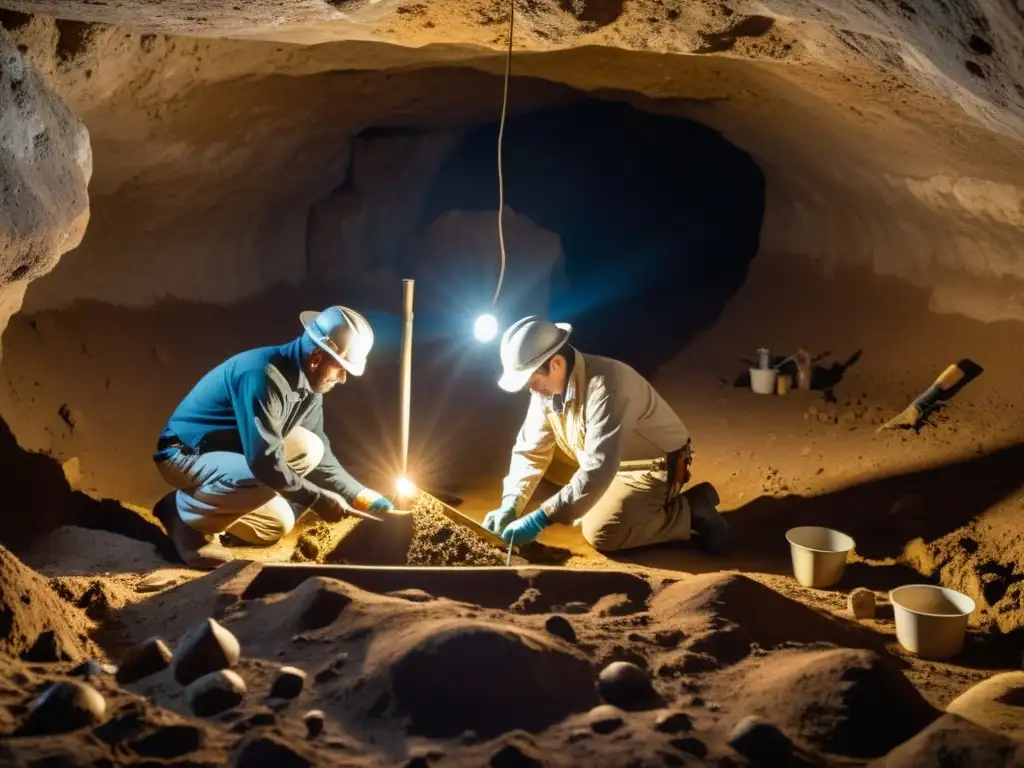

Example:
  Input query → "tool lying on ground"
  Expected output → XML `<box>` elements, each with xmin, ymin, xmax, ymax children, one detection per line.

<box><xmin>426</xmin><ymin>492</ymin><xmax>520</xmax><ymax>553</ymax></box>
<box><xmin>877</xmin><ymin>359</ymin><xmax>984</xmax><ymax>432</ymax></box>
<box><xmin>345</xmin><ymin>506</ymin><xmax>384</xmax><ymax>523</ymax></box>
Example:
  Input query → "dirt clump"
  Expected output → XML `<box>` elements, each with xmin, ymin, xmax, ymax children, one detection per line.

<box><xmin>0</xmin><ymin>545</ymin><xmax>97</xmax><ymax>663</ymax></box>
<box><xmin>713</xmin><ymin>647</ymin><xmax>938</xmax><ymax>758</ymax></box>
<box><xmin>366</xmin><ymin>619</ymin><xmax>600</xmax><ymax>738</ymax></box>
<box><xmin>50</xmin><ymin>575</ymin><xmax>135</xmax><ymax>620</ymax></box>
<box><xmin>650</xmin><ymin>572</ymin><xmax>882</xmax><ymax>665</ymax></box>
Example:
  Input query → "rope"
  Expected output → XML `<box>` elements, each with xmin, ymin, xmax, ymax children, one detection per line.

<box><xmin>491</xmin><ymin>0</ymin><xmax>515</xmax><ymax>307</ymax></box>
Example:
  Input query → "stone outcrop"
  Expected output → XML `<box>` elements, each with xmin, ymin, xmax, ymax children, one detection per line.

<box><xmin>0</xmin><ymin>24</ymin><xmax>90</xmax><ymax>351</ymax></box>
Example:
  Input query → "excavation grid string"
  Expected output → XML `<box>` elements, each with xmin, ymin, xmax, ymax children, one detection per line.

<box><xmin>492</xmin><ymin>0</ymin><xmax>515</xmax><ymax>307</ymax></box>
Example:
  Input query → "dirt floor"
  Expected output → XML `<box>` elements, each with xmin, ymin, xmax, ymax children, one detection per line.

<box><xmin>1</xmin><ymin>255</ymin><xmax>1023</xmax><ymax>764</ymax></box>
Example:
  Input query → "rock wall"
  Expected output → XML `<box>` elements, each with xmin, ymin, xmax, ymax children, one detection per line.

<box><xmin>0</xmin><ymin>25</ymin><xmax>90</xmax><ymax>348</ymax></box>
<box><xmin>1</xmin><ymin>3</ymin><xmax>1023</xmax><ymax>325</ymax></box>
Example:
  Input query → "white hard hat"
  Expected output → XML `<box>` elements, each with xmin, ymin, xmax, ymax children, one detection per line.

<box><xmin>497</xmin><ymin>316</ymin><xmax>573</xmax><ymax>392</ymax></box>
<box><xmin>299</xmin><ymin>305</ymin><xmax>374</xmax><ymax>376</ymax></box>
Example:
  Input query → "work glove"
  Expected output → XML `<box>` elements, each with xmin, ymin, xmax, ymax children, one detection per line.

<box><xmin>482</xmin><ymin>505</ymin><xmax>517</xmax><ymax>535</ymax></box>
<box><xmin>501</xmin><ymin>509</ymin><xmax>552</xmax><ymax>545</ymax></box>
<box><xmin>367</xmin><ymin>495</ymin><xmax>394</xmax><ymax>516</ymax></box>
<box><xmin>353</xmin><ymin>488</ymin><xmax>394</xmax><ymax>516</ymax></box>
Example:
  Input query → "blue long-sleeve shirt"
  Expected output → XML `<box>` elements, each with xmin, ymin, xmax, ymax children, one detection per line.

<box><xmin>156</xmin><ymin>338</ymin><xmax>365</xmax><ymax>510</ymax></box>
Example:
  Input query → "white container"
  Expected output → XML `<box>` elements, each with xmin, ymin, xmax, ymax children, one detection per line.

<box><xmin>785</xmin><ymin>526</ymin><xmax>855</xmax><ymax>588</ymax></box>
<box><xmin>750</xmin><ymin>367</ymin><xmax>778</xmax><ymax>395</ymax></box>
<box><xmin>889</xmin><ymin>585</ymin><xmax>975</xmax><ymax>660</ymax></box>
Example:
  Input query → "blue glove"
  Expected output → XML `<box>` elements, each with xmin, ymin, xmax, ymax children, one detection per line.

<box><xmin>482</xmin><ymin>505</ymin><xmax>517</xmax><ymax>535</ymax></box>
<box><xmin>501</xmin><ymin>509</ymin><xmax>552</xmax><ymax>544</ymax></box>
<box><xmin>368</xmin><ymin>496</ymin><xmax>394</xmax><ymax>515</ymax></box>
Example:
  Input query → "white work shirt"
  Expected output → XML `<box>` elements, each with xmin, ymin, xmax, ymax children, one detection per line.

<box><xmin>500</xmin><ymin>349</ymin><xmax>691</xmax><ymax>522</ymax></box>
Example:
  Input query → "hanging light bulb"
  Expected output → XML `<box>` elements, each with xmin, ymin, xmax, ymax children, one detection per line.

<box><xmin>474</xmin><ymin>313</ymin><xmax>499</xmax><ymax>342</ymax></box>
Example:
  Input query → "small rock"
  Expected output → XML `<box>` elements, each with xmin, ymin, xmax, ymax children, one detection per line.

<box><xmin>269</xmin><ymin>666</ymin><xmax>307</xmax><ymax>699</ymax></box>
<box><xmin>840</xmin><ymin>410</ymin><xmax>857</xmax><ymax>424</ymax></box>
<box><xmin>544</xmin><ymin>615</ymin><xmax>577</xmax><ymax>644</ymax></box>
<box><xmin>69</xmin><ymin>660</ymin><xmax>113</xmax><ymax>680</ymax></box>
<box><xmin>266</xmin><ymin>697</ymin><xmax>292</xmax><ymax>711</ymax></box>
<box><xmin>235</xmin><ymin>734</ymin><xmax>313</xmax><ymax>768</ymax></box>
<box><xmin>598</xmin><ymin>661</ymin><xmax>662</xmax><ymax>711</ymax></box>
<box><xmin>135</xmin><ymin>572</ymin><xmax>179</xmax><ymax>594</ymax></box>
<box><xmin>728</xmin><ymin>715</ymin><xmax>793</xmax><ymax>763</ymax></box>
<box><xmin>302</xmin><ymin>709</ymin><xmax>325</xmax><ymax>739</ymax></box>
<box><xmin>21</xmin><ymin>680</ymin><xmax>106</xmax><ymax>735</ymax></box>
<box><xmin>848</xmin><ymin>588</ymin><xmax>876</xmax><ymax>619</ymax></box>
<box><xmin>817</xmin><ymin>411</ymin><xmax>833</xmax><ymax>424</ymax></box>
<box><xmin>587</xmin><ymin>704</ymin><xmax>624</xmax><ymax>734</ymax></box>
<box><xmin>386</xmin><ymin>588</ymin><xmax>436</xmax><ymax>602</ymax></box>
<box><xmin>116</xmin><ymin>637</ymin><xmax>173</xmax><ymax>684</ymax></box>
<box><xmin>800</xmin><ymin>447</ymin><xmax>812</xmax><ymax>457</ymax></box>
<box><xmin>568</xmin><ymin>728</ymin><xmax>591</xmax><ymax>743</ymax></box>
<box><xmin>185</xmin><ymin>669</ymin><xmax>246</xmax><ymax>717</ymax></box>
<box><xmin>670</xmin><ymin>737</ymin><xmax>708</xmax><ymax>758</ymax></box>
<box><xmin>173</xmin><ymin>618</ymin><xmax>240</xmax><ymax>685</ymax></box>
<box><xmin>654</xmin><ymin>710</ymin><xmax>693</xmax><ymax>733</ymax></box>
<box><xmin>460</xmin><ymin>729</ymin><xmax>479</xmax><ymax>744</ymax></box>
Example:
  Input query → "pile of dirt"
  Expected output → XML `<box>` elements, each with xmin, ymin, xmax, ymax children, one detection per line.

<box><xmin>0</xmin><ymin>545</ymin><xmax>97</xmax><ymax>663</ymax></box>
<box><xmin>712</xmin><ymin>648</ymin><xmax>938</xmax><ymax>758</ymax></box>
<box><xmin>50</xmin><ymin>575</ymin><xmax>136</xmax><ymax>620</ymax></box>
<box><xmin>649</xmin><ymin>572</ymin><xmax>884</xmax><ymax>665</ymax></box>
<box><xmin>364</xmin><ymin>619</ymin><xmax>600</xmax><ymax>739</ymax></box>
<box><xmin>311</xmin><ymin>493</ymin><xmax>573</xmax><ymax>567</ymax></box>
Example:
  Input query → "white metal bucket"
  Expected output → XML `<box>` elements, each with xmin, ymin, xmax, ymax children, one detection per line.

<box><xmin>749</xmin><ymin>367</ymin><xmax>777</xmax><ymax>395</ymax></box>
<box><xmin>785</xmin><ymin>526</ymin><xmax>855</xmax><ymax>588</ymax></box>
<box><xmin>889</xmin><ymin>584</ymin><xmax>975</xmax><ymax>660</ymax></box>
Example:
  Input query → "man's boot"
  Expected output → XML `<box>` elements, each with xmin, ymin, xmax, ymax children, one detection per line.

<box><xmin>685</xmin><ymin>482</ymin><xmax>729</xmax><ymax>554</ymax></box>
<box><xmin>153</xmin><ymin>492</ymin><xmax>233</xmax><ymax>570</ymax></box>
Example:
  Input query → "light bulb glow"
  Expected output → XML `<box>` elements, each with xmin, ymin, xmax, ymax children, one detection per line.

<box><xmin>396</xmin><ymin>476</ymin><xmax>417</xmax><ymax>498</ymax></box>
<box><xmin>474</xmin><ymin>313</ymin><xmax>498</xmax><ymax>342</ymax></box>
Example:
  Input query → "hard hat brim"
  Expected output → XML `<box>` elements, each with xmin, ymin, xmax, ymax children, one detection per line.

<box><xmin>300</xmin><ymin>310</ymin><xmax>367</xmax><ymax>377</ymax></box>
<box><xmin>496</xmin><ymin>322</ymin><xmax>572</xmax><ymax>392</ymax></box>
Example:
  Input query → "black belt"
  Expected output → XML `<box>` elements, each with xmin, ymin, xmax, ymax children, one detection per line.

<box><xmin>156</xmin><ymin>432</ymin><xmax>197</xmax><ymax>455</ymax></box>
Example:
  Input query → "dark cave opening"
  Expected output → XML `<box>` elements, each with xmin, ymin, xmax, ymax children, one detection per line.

<box><xmin>417</xmin><ymin>98</ymin><xmax>766</xmax><ymax>377</ymax></box>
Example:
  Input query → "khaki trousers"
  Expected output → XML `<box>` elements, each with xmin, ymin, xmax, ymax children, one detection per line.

<box><xmin>155</xmin><ymin>426</ymin><xmax>324</xmax><ymax>544</ymax></box>
<box><xmin>574</xmin><ymin>469</ymin><xmax>693</xmax><ymax>552</ymax></box>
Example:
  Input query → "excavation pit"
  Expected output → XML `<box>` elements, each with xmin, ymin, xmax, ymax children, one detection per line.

<box><xmin>241</xmin><ymin>564</ymin><xmax>653</xmax><ymax>614</ymax></box>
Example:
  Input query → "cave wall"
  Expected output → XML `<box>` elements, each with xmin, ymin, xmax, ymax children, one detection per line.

<box><xmin>0</xmin><ymin>24</ymin><xmax>91</xmax><ymax>347</ymax></box>
<box><xmin>2</xmin><ymin>7</ymin><xmax>1024</xmax><ymax>329</ymax></box>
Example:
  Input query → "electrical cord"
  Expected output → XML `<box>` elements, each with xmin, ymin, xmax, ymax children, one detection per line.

<box><xmin>491</xmin><ymin>0</ymin><xmax>515</xmax><ymax>307</ymax></box>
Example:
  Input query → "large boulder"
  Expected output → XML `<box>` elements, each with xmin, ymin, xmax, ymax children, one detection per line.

<box><xmin>0</xmin><ymin>26</ymin><xmax>91</xmax><ymax>348</ymax></box>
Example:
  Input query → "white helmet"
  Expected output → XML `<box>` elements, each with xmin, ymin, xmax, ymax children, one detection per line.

<box><xmin>497</xmin><ymin>316</ymin><xmax>572</xmax><ymax>392</ymax></box>
<box><xmin>299</xmin><ymin>305</ymin><xmax>374</xmax><ymax>376</ymax></box>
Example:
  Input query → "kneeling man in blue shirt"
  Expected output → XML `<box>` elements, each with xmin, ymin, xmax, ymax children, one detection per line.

<box><xmin>151</xmin><ymin>305</ymin><xmax>393</xmax><ymax>569</ymax></box>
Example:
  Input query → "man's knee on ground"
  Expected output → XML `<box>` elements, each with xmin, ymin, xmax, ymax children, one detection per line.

<box><xmin>283</xmin><ymin>427</ymin><xmax>325</xmax><ymax>477</ymax></box>
<box><xmin>228</xmin><ymin>497</ymin><xmax>296</xmax><ymax>544</ymax></box>
<box><xmin>580</xmin><ymin>513</ymin><xmax>629</xmax><ymax>553</ymax></box>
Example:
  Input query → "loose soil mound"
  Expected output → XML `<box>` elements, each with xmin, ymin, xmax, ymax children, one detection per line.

<box><xmin>650</xmin><ymin>572</ymin><xmax>883</xmax><ymax>664</ymax></box>
<box><xmin>870</xmin><ymin>713</ymin><xmax>1021</xmax><ymax>767</ymax></box>
<box><xmin>0</xmin><ymin>545</ymin><xmax>97</xmax><ymax>663</ymax></box>
<box><xmin>314</xmin><ymin>493</ymin><xmax>572</xmax><ymax>567</ymax></box>
<box><xmin>715</xmin><ymin>648</ymin><xmax>938</xmax><ymax>758</ymax></box>
<box><xmin>365</xmin><ymin>619</ymin><xmax>600</xmax><ymax>738</ymax></box>
<box><xmin>50</xmin><ymin>575</ymin><xmax>136</xmax><ymax>620</ymax></box>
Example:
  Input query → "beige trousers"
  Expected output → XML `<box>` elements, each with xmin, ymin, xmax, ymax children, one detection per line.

<box><xmin>575</xmin><ymin>469</ymin><xmax>692</xmax><ymax>552</ymax></box>
<box><xmin>155</xmin><ymin>426</ymin><xmax>324</xmax><ymax>544</ymax></box>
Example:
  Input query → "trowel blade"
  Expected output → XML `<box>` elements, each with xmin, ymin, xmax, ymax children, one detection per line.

<box><xmin>428</xmin><ymin>494</ymin><xmax>519</xmax><ymax>553</ymax></box>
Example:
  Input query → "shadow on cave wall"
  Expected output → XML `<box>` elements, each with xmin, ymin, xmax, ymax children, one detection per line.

<box><xmin>418</xmin><ymin>98</ymin><xmax>765</xmax><ymax>377</ymax></box>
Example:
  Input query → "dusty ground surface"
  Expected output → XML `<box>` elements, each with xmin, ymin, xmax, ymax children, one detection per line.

<box><xmin>0</xmin><ymin>254</ymin><xmax>1022</xmax><ymax>764</ymax></box>
<box><xmin>3</xmin><ymin>540</ymin><xmax>1023</xmax><ymax>767</ymax></box>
